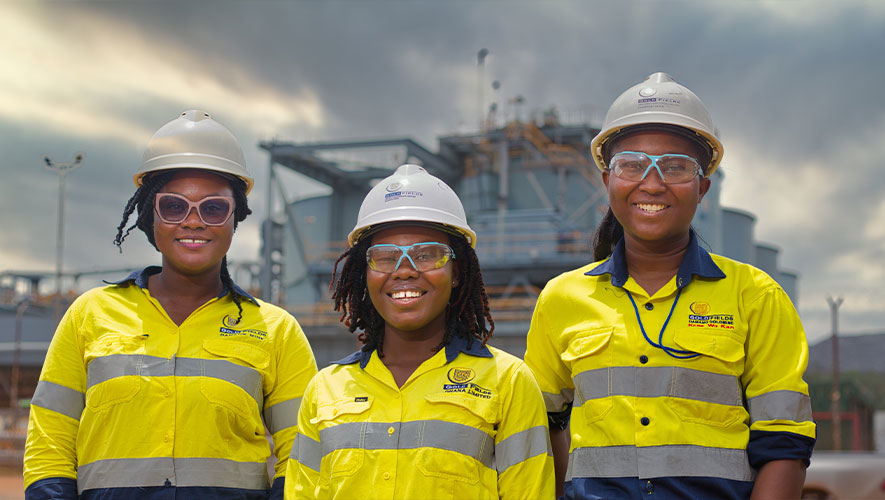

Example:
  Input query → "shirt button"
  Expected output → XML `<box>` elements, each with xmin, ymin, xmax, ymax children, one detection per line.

<box><xmin>383</xmin><ymin>472</ymin><xmax>391</xmax><ymax>480</ymax></box>
<box><xmin>646</xmin><ymin>480</ymin><xmax>654</xmax><ymax>493</ymax></box>
<box><xmin>164</xmin><ymin>435</ymin><xmax>170</xmax><ymax>442</ymax></box>
<box><xmin>641</xmin><ymin>417</ymin><xmax>650</xmax><ymax>426</ymax></box>
<box><xmin>332</xmin><ymin>409</ymin><xmax>339</xmax><ymax>416</ymax></box>
<box><xmin>164</xmin><ymin>390</ymin><xmax>170</xmax><ymax>398</ymax></box>
<box><xmin>388</xmin><ymin>426</ymin><xmax>395</xmax><ymax>435</ymax></box>
<box><xmin>644</xmin><ymin>302</ymin><xmax>654</xmax><ymax>311</ymax></box>
<box><xmin>639</xmin><ymin>355</ymin><xmax>649</xmax><ymax>364</ymax></box>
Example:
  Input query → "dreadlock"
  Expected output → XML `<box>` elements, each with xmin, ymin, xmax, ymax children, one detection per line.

<box><xmin>592</xmin><ymin>207</ymin><xmax>624</xmax><ymax>262</ymax></box>
<box><xmin>330</xmin><ymin>229</ymin><xmax>494</xmax><ymax>357</ymax></box>
<box><xmin>113</xmin><ymin>170</ymin><xmax>252</xmax><ymax>322</ymax></box>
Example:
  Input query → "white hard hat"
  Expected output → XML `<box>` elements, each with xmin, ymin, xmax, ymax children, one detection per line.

<box><xmin>135</xmin><ymin>110</ymin><xmax>254</xmax><ymax>194</ymax></box>
<box><xmin>590</xmin><ymin>72</ymin><xmax>724</xmax><ymax>177</ymax></box>
<box><xmin>348</xmin><ymin>164</ymin><xmax>477</xmax><ymax>248</ymax></box>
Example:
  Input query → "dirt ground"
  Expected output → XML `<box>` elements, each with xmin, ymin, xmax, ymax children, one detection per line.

<box><xmin>0</xmin><ymin>467</ymin><xmax>22</xmax><ymax>500</ymax></box>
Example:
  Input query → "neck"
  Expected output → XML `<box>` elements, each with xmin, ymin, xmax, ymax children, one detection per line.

<box><xmin>152</xmin><ymin>261</ymin><xmax>225</xmax><ymax>301</ymax></box>
<box><xmin>380</xmin><ymin>314</ymin><xmax>447</xmax><ymax>383</ymax></box>
<box><xmin>623</xmin><ymin>231</ymin><xmax>691</xmax><ymax>295</ymax></box>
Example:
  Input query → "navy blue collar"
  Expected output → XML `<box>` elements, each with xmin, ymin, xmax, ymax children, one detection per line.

<box><xmin>333</xmin><ymin>334</ymin><xmax>493</xmax><ymax>369</ymax></box>
<box><xmin>585</xmin><ymin>230</ymin><xmax>725</xmax><ymax>289</ymax></box>
<box><xmin>107</xmin><ymin>266</ymin><xmax>258</xmax><ymax>305</ymax></box>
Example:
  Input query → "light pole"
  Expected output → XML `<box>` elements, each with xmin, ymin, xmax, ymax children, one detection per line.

<box><xmin>43</xmin><ymin>153</ymin><xmax>85</xmax><ymax>323</ymax></box>
<box><xmin>826</xmin><ymin>295</ymin><xmax>844</xmax><ymax>451</ymax></box>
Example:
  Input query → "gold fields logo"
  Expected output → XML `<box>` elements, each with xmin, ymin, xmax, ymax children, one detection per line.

<box><xmin>447</xmin><ymin>368</ymin><xmax>476</xmax><ymax>384</ymax></box>
<box><xmin>443</xmin><ymin>367</ymin><xmax>491</xmax><ymax>399</ymax></box>
<box><xmin>687</xmin><ymin>301</ymin><xmax>734</xmax><ymax>330</ymax></box>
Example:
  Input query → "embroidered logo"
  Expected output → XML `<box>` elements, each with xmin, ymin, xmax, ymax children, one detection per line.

<box><xmin>219</xmin><ymin>316</ymin><xmax>268</xmax><ymax>340</ymax></box>
<box><xmin>447</xmin><ymin>367</ymin><xmax>476</xmax><ymax>384</ymax></box>
<box><xmin>354</xmin><ymin>396</ymin><xmax>368</xmax><ymax>402</ymax></box>
<box><xmin>687</xmin><ymin>302</ymin><xmax>734</xmax><ymax>330</ymax></box>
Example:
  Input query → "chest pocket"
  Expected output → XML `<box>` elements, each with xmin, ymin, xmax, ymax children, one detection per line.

<box><xmin>562</xmin><ymin>327</ymin><xmax>614</xmax><ymax>424</ymax></box>
<box><xmin>200</xmin><ymin>339</ymin><xmax>269</xmax><ymax>420</ymax></box>
<box><xmin>418</xmin><ymin>393</ymin><xmax>499</xmax><ymax>486</ymax></box>
<box><xmin>84</xmin><ymin>333</ymin><xmax>146</xmax><ymax>411</ymax></box>
<box><xmin>313</xmin><ymin>398</ymin><xmax>373</xmax><ymax>478</ymax></box>
<box><xmin>669</xmin><ymin>329</ymin><xmax>746</xmax><ymax>428</ymax></box>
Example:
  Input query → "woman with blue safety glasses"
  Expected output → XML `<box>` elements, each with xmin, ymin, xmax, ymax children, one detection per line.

<box><xmin>524</xmin><ymin>73</ymin><xmax>816</xmax><ymax>500</ymax></box>
<box><xmin>284</xmin><ymin>164</ymin><xmax>554</xmax><ymax>500</ymax></box>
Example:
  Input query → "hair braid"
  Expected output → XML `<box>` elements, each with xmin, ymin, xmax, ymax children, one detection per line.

<box><xmin>592</xmin><ymin>207</ymin><xmax>624</xmax><ymax>262</ymax></box>
<box><xmin>219</xmin><ymin>256</ymin><xmax>243</xmax><ymax>323</ymax></box>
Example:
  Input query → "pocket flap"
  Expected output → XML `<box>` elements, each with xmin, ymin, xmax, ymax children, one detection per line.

<box><xmin>313</xmin><ymin>397</ymin><xmax>373</xmax><ymax>424</ymax></box>
<box><xmin>202</xmin><ymin>339</ymin><xmax>270</xmax><ymax>369</ymax></box>
<box><xmin>562</xmin><ymin>326</ymin><xmax>614</xmax><ymax>362</ymax></box>
<box><xmin>424</xmin><ymin>392</ymin><xmax>499</xmax><ymax>423</ymax></box>
<box><xmin>673</xmin><ymin>329</ymin><xmax>744</xmax><ymax>362</ymax></box>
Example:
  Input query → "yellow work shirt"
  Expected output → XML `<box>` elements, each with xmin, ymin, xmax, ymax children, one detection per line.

<box><xmin>285</xmin><ymin>335</ymin><xmax>555</xmax><ymax>500</ymax></box>
<box><xmin>524</xmin><ymin>233</ymin><xmax>815</xmax><ymax>498</ymax></box>
<box><xmin>24</xmin><ymin>267</ymin><xmax>317</xmax><ymax>498</ymax></box>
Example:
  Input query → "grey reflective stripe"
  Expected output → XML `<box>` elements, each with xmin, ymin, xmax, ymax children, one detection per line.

<box><xmin>291</xmin><ymin>433</ymin><xmax>321</xmax><ymax>473</ymax></box>
<box><xmin>264</xmin><ymin>398</ymin><xmax>302</xmax><ymax>434</ymax></box>
<box><xmin>566</xmin><ymin>445</ymin><xmax>755</xmax><ymax>482</ymax></box>
<box><xmin>77</xmin><ymin>456</ymin><xmax>269</xmax><ymax>493</ymax></box>
<box><xmin>87</xmin><ymin>354</ymin><xmax>263</xmax><ymax>408</ymax></box>
<box><xmin>573</xmin><ymin>366</ymin><xmax>742</xmax><ymax>407</ymax></box>
<box><xmin>542</xmin><ymin>388</ymin><xmax>575</xmax><ymax>412</ymax></box>
<box><xmin>748</xmin><ymin>390</ymin><xmax>813</xmax><ymax>423</ymax></box>
<box><xmin>320</xmin><ymin>420</ymin><xmax>495</xmax><ymax>469</ymax></box>
<box><xmin>495</xmin><ymin>425</ymin><xmax>551</xmax><ymax>474</ymax></box>
<box><xmin>31</xmin><ymin>380</ymin><xmax>85</xmax><ymax>420</ymax></box>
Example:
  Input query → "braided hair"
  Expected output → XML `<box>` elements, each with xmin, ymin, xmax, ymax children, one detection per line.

<box><xmin>113</xmin><ymin>170</ymin><xmax>252</xmax><ymax>322</ymax></box>
<box><xmin>330</xmin><ymin>228</ymin><xmax>494</xmax><ymax>357</ymax></box>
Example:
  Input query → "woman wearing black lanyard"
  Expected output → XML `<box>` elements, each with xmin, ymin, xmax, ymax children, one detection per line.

<box><xmin>524</xmin><ymin>73</ymin><xmax>815</xmax><ymax>499</ymax></box>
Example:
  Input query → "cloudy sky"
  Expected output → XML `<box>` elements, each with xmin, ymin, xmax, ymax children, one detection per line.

<box><xmin>1</xmin><ymin>0</ymin><xmax>883</xmax><ymax>343</ymax></box>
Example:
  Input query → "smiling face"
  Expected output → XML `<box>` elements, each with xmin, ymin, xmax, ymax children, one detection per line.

<box><xmin>603</xmin><ymin>128</ymin><xmax>711</xmax><ymax>248</ymax></box>
<box><xmin>366</xmin><ymin>225</ymin><xmax>456</xmax><ymax>340</ymax></box>
<box><xmin>152</xmin><ymin>169</ymin><xmax>235</xmax><ymax>278</ymax></box>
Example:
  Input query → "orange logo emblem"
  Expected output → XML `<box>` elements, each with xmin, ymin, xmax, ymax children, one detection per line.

<box><xmin>689</xmin><ymin>302</ymin><xmax>711</xmax><ymax>315</ymax></box>
<box><xmin>447</xmin><ymin>368</ymin><xmax>476</xmax><ymax>384</ymax></box>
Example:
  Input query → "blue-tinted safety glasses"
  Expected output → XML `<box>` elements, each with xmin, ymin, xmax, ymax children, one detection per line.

<box><xmin>608</xmin><ymin>151</ymin><xmax>702</xmax><ymax>184</ymax></box>
<box><xmin>366</xmin><ymin>242</ymin><xmax>455</xmax><ymax>273</ymax></box>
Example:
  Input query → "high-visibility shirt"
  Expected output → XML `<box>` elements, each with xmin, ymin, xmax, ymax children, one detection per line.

<box><xmin>285</xmin><ymin>335</ymin><xmax>555</xmax><ymax>500</ymax></box>
<box><xmin>24</xmin><ymin>267</ymin><xmax>317</xmax><ymax>499</ymax></box>
<box><xmin>524</xmin><ymin>233</ymin><xmax>816</xmax><ymax>500</ymax></box>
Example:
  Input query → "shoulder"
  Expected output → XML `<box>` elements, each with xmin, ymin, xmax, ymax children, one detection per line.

<box><xmin>539</xmin><ymin>260</ymin><xmax>605</xmax><ymax>301</ymax></box>
<box><xmin>708</xmin><ymin>253</ymin><xmax>786</xmax><ymax>300</ymax></box>
<box><xmin>485</xmin><ymin>346</ymin><xmax>536</xmax><ymax>382</ymax></box>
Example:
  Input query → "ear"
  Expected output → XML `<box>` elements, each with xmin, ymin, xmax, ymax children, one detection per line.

<box><xmin>697</xmin><ymin>177</ymin><xmax>712</xmax><ymax>203</ymax></box>
<box><xmin>602</xmin><ymin>170</ymin><xmax>611</xmax><ymax>188</ymax></box>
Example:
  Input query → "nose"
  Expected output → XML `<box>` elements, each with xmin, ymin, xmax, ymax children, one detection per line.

<box><xmin>180</xmin><ymin>206</ymin><xmax>206</xmax><ymax>228</ymax></box>
<box><xmin>391</xmin><ymin>254</ymin><xmax>419</xmax><ymax>278</ymax></box>
<box><xmin>638</xmin><ymin>164</ymin><xmax>667</xmax><ymax>192</ymax></box>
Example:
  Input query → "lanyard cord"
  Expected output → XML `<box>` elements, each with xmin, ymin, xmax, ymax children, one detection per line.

<box><xmin>626</xmin><ymin>288</ymin><xmax>699</xmax><ymax>359</ymax></box>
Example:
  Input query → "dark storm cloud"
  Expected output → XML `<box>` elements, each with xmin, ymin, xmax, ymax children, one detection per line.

<box><xmin>1</xmin><ymin>0</ymin><xmax>883</xmax><ymax>339</ymax></box>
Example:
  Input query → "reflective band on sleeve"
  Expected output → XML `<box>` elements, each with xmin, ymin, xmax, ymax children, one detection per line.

<box><xmin>86</xmin><ymin>354</ymin><xmax>263</xmax><ymax>408</ymax></box>
<box><xmin>541</xmin><ymin>388</ymin><xmax>575</xmax><ymax>412</ymax></box>
<box><xmin>495</xmin><ymin>425</ymin><xmax>551</xmax><ymax>474</ymax></box>
<box><xmin>31</xmin><ymin>380</ymin><xmax>85</xmax><ymax>420</ymax></box>
<box><xmin>264</xmin><ymin>398</ymin><xmax>302</xmax><ymax>434</ymax></box>
<box><xmin>319</xmin><ymin>420</ymin><xmax>495</xmax><ymax>469</ymax></box>
<box><xmin>77</xmin><ymin>456</ymin><xmax>269</xmax><ymax>493</ymax></box>
<box><xmin>290</xmin><ymin>433</ymin><xmax>321</xmax><ymax>473</ymax></box>
<box><xmin>566</xmin><ymin>445</ymin><xmax>755</xmax><ymax>482</ymax></box>
<box><xmin>748</xmin><ymin>390</ymin><xmax>813</xmax><ymax>423</ymax></box>
<box><xmin>573</xmin><ymin>366</ymin><xmax>742</xmax><ymax>407</ymax></box>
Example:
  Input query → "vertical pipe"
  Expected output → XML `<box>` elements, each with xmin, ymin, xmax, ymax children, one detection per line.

<box><xmin>261</xmin><ymin>157</ymin><xmax>275</xmax><ymax>301</ymax></box>
<box><xmin>11</xmin><ymin>300</ymin><xmax>28</xmax><ymax>408</ymax></box>
<box><xmin>54</xmin><ymin>171</ymin><xmax>66</xmax><ymax>324</ymax></box>
<box><xmin>827</xmin><ymin>295</ymin><xmax>844</xmax><ymax>450</ymax></box>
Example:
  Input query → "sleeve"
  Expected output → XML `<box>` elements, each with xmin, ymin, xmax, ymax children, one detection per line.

<box><xmin>496</xmin><ymin>362</ymin><xmax>556</xmax><ymax>500</ymax></box>
<box><xmin>523</xmin><ymin>291</ymin><xmax>575</xmax><ymax>418</ymax></box>
<box><xmin>264</xmin><ymin>314</ymin><xmax>318</xmax><ymax>486</ymax></box>
<box><xmin>284</xmin><ymin>377</ymin><xmax>321</xmax><ymax>500</ymax></box>
<box><xmin>23</xmin><ymin>301</ymin><xmax>86</xmax><ymax>498</ymax></box>
<box><xmin>741</xmin><ymin>285</ymin><xmax>816</xmax><ymax>469</ymax></box>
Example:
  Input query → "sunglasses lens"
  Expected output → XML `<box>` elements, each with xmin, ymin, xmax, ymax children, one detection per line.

<box><xmin>156</xmin><ymin>194</ymin><xmax>189</xmax><ymax>222</ymax></box>
<box><xmin>199</xmin><ymin>198</ymin><xmax>232</xmax><ymax>225</ymax></box>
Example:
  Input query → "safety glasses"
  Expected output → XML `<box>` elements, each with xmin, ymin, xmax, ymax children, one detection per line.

<box><xmin>608</xmin><ymin>151</ymin><xmax>702</xmax><ymax>184</ymax></box>
<box><xmin>366</xmin><ymin>242</ymin><xmax>455</xmax><ymax>273</ymax></box>
<box><xmin>154</xmin><ymin>193</ymin><xmax>234</xmax><ymax>226</ymax></box>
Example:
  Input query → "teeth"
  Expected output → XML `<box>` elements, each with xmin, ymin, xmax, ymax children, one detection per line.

<box><xmin>391</xmin><ymin>290</ymin><xmax>423</xmax><ymax>299</ymax></box>
<box><xmin>179</xmin><ymin>239</ymin><xmax>208</xmax><ymax>244</ymax></box>
<box><xmin>637</xmin><ymin>203</ymin><xmax>666</xmax><ymax>213</ymax></box>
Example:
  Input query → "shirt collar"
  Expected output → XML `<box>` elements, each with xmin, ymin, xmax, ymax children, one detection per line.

<box><xmin>106</xmin><ymin>266</ymin><xmax>259</xmax><ymax>305</ymax></box>
<box><xmin>333</xmin><ymin>334</ymin><xmax>492</xmax><ymax>370</ymax></box>
<box><xmin>585</xmin><ymin>229</ymin><xmax>725</xmax><ymax>289</ymax></box>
